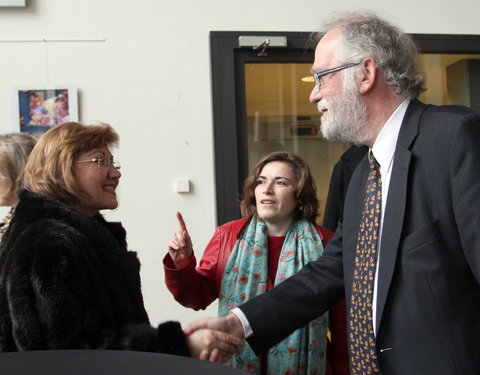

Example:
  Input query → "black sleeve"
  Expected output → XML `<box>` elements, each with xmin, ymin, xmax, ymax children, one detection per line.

<box><xmin>2</xmin><ymin>222</ymin><xmax>189</xmax><ymax>356</ymax></box>
<box><xmin>107</xmin><ymin>321</ymin><xmax>189</xmax><ymax>356</ymax></box>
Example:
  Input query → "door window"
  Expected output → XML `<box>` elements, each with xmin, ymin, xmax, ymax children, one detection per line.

<box><xmin>211</xmin><ymin>32</ymin><xmax>480</xmax><ymax>225</ymax></box>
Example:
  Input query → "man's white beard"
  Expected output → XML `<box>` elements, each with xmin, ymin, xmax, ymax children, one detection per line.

<box><xmin>317</xmin><ymin>77</ymin><xmax>373</xmax><ymax>145</ymax></box>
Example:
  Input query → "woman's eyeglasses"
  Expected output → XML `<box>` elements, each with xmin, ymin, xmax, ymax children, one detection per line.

<box><xmin>75</xmin><ymin>155</ymin><xmax>121</xmax><ymax>170</ymax></box>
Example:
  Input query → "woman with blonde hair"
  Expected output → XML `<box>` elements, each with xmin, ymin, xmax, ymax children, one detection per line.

<box><xmin>0</xmin><ymin>132</ymin><xmax>37</xmax><ymax>239</ymax></box>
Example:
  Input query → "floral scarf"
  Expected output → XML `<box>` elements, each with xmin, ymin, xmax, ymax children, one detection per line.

<box><xmin>219</xmin><ymin>214</ymin><xmax>328</xmax><ymax>374</ymax></box>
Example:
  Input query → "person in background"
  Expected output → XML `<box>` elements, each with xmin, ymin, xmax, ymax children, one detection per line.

<box><xmin>185</xmin><ymin>13</ymin><xmax>480</xmax><ymax>375</ymax></box>
<box><xmin>164</xmin><ymin>151</ymin><xmax>349</xmax><ymax>375</ymax></box>
<box><xmin>0</xmin><ymin>132</ymin><xmax>37</xmax><ymax>240</ymax></box>
<box><xmin>322</xmin><ymin>146</ymin><xmax>368</xmax><ymax>375</ymax></box>
<box><xmin>323</xmin><ymin>144</ymin><xmax>368</xmax><ymax>232</ymax></box>
<box><xmin>0</xmin><ymin>122</ymin><xmax>242</xmax><ymax>361</ymax></box>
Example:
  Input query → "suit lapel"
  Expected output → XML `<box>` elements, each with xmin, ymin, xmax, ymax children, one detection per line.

<box><xmin>375</xmin><ymin>99</ymin><xmax>428</xmax><ymax>333</ymax></box>
<box><xmin>343</xmin><ymin>155</ymin><xmax>369</xmax><ymax>272</ymax></box>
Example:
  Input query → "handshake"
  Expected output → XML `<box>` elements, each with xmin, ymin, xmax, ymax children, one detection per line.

<box><xmin>184</xmin><ymin>313</ymin><xmax>244</xmax><ymax>363</ymax></box>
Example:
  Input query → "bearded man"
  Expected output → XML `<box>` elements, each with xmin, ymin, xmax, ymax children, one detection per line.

<box><xmin>187</xmin><ymin>13</ymin><xmax>480</xmax><ymax>375</ymax></box>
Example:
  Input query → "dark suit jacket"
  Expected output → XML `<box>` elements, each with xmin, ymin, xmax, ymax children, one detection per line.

<box><xmin>239</xmin><ymin>99</ymin><xmax>480</xmax><ymax>375</ymax></box>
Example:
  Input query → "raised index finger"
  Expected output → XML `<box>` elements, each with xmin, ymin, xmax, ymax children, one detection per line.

<box><xmin>176</xmin><ymin>211</ymin><xmax>188</xmax><ymax>232</ymax></box>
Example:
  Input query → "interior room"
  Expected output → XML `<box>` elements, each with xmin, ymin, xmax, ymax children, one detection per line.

<box><xmin>0</xmin><ymin>0</ymin><xmax>479</xmax><ymax>328</ymax></box>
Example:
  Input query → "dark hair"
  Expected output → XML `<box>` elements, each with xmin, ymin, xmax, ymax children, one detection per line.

<box><xmin>240</xmin><ymin>151</ymin><xmax>319</xmax><ymax>222</ymax></box>
<box><xmin>316</xmin><ymin>13</ymin><xmax>426</xmax><ymax>99</ymax></box>
<box><xmin>22</xmin><ymin>122</ymin><xmax>119</xmax><ymax>206</ymax></box>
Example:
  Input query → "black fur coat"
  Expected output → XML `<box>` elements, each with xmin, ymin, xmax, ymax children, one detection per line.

<box><xmin>0</xmin><ymin>190</ymin><xmax>189</xmax><ymax>355</ymax></box>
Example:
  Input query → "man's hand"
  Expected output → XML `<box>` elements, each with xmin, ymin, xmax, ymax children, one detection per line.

<box><xmin>185</xmin><ymin>328</ymin><xmax>244</xmax><ymax>363</ymax></box>
<box><xmin>184</xmin><ymin>313</ymin><xmax>245</xmax><ymax>340</ymax></box>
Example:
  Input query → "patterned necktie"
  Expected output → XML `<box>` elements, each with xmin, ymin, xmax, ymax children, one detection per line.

<box><xmin>349</xmin><ymin>153</ymin><xmax>382</xmax><ymax>375</ymax></box>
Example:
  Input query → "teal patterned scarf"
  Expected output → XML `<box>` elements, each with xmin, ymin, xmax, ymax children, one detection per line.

<box><xmin>219</xmin><ymin>214</ymin><xmax>328</xmax><ymax>374</ymax></box>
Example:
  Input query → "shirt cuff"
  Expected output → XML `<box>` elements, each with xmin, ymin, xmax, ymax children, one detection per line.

<box><xmin>231</xmin><ymin>307</ymin><xmax>253</xmax><ymax>338</ymax></box>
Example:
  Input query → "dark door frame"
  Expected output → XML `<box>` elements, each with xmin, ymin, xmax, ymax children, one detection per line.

<box><xmin>210</xmin><ymin>31</ymin><xmax>480</xmax><ymax>225</ymax></box>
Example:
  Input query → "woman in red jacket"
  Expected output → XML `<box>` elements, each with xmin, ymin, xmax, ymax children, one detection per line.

<box><xmin>164</xmin><ymin>151</ymin><xmax>348</xmax><ymax>375</ymax></box>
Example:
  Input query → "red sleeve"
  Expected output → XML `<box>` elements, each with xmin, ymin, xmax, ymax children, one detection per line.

<box><xmin>163</xmin><ymin>220</ymin><xmax>245</xmax><ymax>310</ymax></box>
<box><xmin>316</xmin><ymin>224</ymin><xmax>334</xmax><ymax>248</ymax></box>
<box><xmin>163</xmin><ymin>227</ymin><xmax>223</xmax><ymax>310</ymax></box>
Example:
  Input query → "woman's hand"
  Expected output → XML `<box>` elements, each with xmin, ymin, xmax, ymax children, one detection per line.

<box><xmin>185</xmin><ymin>328</ymin><xmax>244</xmax><ymax>363</ymax></box>
<box><xmin>184</xmin><ymin>313</ymin><xmax>245</xmax><ymax>341</ymax></box>
<box><xmin>167</xmin><ymin>212</ymin><xmax>194</xmax><ymax>269</ymax></box>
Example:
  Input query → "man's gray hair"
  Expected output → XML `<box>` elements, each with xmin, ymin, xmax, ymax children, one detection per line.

<box><xmin>318</xmin><ymin>13</ymin><xmax>426</xmax><ymax>99</ymax></box>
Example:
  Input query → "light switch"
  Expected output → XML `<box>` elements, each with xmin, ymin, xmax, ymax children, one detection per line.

<box><xmin>175</xmin><ymin>179</ymin><xmax>190</xmax><ymax>193</ymax></box>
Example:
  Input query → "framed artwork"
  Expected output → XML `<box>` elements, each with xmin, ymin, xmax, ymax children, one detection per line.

<box><xmin>11</xmin><ymin>87</ymin><xmax>79</xmax><ymax>136</ymax></box>
<box><xmin>0</xmin><ymin>0</ymin><xmax>26</xmax><ymax>6</ymax></box>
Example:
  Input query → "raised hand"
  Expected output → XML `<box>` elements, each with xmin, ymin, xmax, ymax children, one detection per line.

<box><xmin>168</xmin><ymin>212</ymin><xmax>194</xmax><ymax>269</ymax></box>
<box><xmin>186</xmin><ymin>328</ymin><xmax>244</xmax><ymax>363</ymax></box>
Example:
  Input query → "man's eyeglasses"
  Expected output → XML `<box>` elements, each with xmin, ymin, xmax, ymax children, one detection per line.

<box><xmin>75</xmin><ymin>155</ymin><xmax>121</xmax><ymax>170</ymax></box>
<box><xmin>313</xmin><ymin>62</ymin><xmax>360</xmax><ymax>88</ymax></box>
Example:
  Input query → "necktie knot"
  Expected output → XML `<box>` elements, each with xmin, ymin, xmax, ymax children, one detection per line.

<box><xmin>369</xmin><ymin>152</ymin><xmax>380</xmax><ymax>171</ymax></box>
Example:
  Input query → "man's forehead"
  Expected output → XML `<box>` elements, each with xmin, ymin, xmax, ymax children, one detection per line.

<box><xmin>312</xmin><ymin>37</ymin><xmax>338</xmax><ymax>70</ymax></box>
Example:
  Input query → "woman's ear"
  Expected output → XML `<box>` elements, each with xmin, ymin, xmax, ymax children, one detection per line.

<box><xmin>358</xmin><ymin>58</ymin><xmax>377</xmax><ymax>94</ymax></box>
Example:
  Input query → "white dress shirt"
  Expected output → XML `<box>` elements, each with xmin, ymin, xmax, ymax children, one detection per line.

<box><xmin>233</xmin><ymin>98</ymin><xmax>411</xmax><ymax>338</ymax></box>
<box><xmin>371</xmin><ymin>98</ymin><xmax>409</xmax><ymax>334</ymax></box>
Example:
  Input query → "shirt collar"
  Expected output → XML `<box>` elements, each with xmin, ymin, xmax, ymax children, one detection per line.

<box><xmin>371</xmin><ymin>98</ymin><xmax>410</xmax><ymax>172</ymax></box>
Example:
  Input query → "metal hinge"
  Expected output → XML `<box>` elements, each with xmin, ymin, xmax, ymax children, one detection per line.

<box><xmin>238</xmin><ymin>36</ymin><xmax>287</xmax><ymax>56</ymax></box>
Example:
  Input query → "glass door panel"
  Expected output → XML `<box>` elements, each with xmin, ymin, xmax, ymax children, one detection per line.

<box><xmin>244</xmin><ymin>62</ymin><xmax>349</xmax><ymax>224</ymax></box>
<box><xmin>210</xmin><ymin>31</ymin><xmax>480</xmax><ymax>226</ymax></box>
<box><xmin>419</xmin><ymin>53</ymin><xmax>480</xmax><ymax>109</ymax></box>
<box><xmin>243</xmin><ymin>54</ymin><xmax>480</xmax><ymax>224</ymax></box>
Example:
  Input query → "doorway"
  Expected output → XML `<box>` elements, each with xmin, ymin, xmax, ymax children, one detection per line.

<box><xmin>211</xmin><ymin>31</ymin><xmax>480</xmax><ymax>225</ymax></box>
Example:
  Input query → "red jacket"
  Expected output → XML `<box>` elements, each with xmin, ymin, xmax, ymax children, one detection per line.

<box><xmin>163</xmin><ymin>218</ymin><xmax>349</xmax><ymax>375</ymax></box>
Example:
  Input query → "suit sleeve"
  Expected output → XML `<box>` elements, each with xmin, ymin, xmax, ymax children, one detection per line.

<box><xmin>451</xmin><ymin>111</ymin><xmax>480</xmax><ymax>282</ymax></box>
<box><xmin>240</xmin><ymin>222</ymin><xmax>346</xmax><ymax>354</ymax></box>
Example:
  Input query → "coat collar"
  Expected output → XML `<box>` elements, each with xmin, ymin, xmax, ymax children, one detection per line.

<box><xmin>12</xmin><ymin>190</ymin><xmax>127</xmax><ymax>255</ymax></box>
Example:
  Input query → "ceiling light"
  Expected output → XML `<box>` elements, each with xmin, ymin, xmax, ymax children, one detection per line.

<box><xmin>301</xmin><ymin>76</ymin><xmax>314</xmax><ymax>82</ymax></box>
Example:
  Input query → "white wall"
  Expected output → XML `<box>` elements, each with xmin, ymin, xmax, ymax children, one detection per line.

<box><xmin>0</xmin><ymin>0</ymin><xmax>479</xmax><ymax>326</ymax></box>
